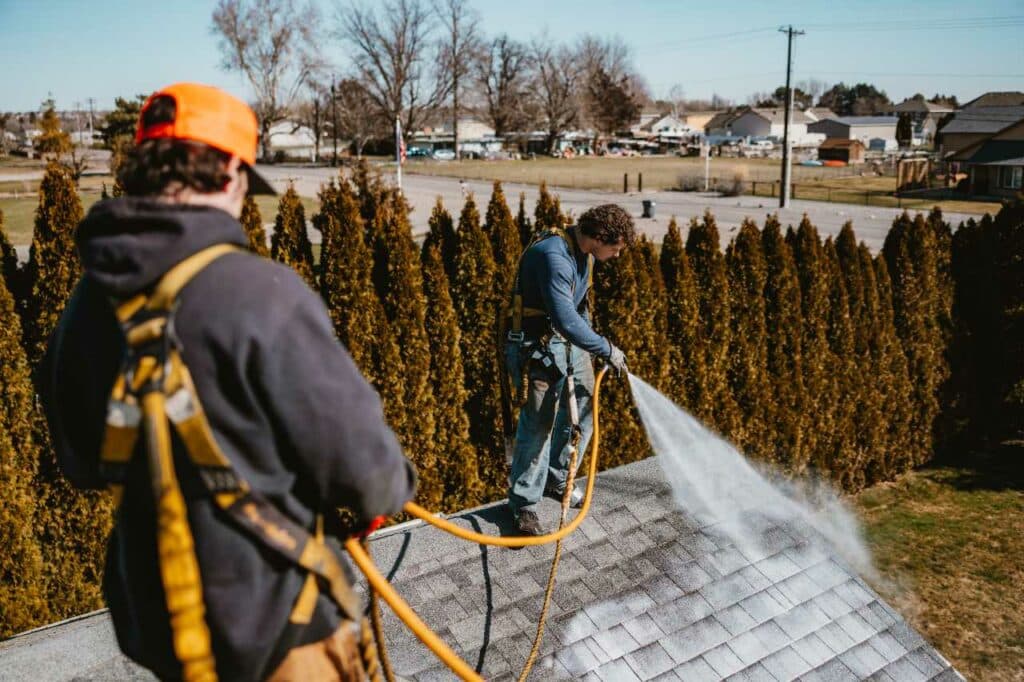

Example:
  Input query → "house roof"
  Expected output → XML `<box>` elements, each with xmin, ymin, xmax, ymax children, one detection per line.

<box><xmin>833</xmin><ymin>116</ymin><xmax>898</xmax><ymax>127</ymax></box>
<box><xmin>951</xmin><ymin>139</ymin><xmax>1024</xmax><ymax>165</ymax></box>
<box><xmin>805</xmin><ymin>108</ymin><xmax>838</xmax><ymax>122</ymax></box>
<box><xmin>819</xmin><ymin>138</ymin><xmax>865</xmax><ymax>150</ymax></box>
<box><xmin>894</xmin><ymin>100</ymin><xmax>955</xmax><ymax>114</ymax></box>
<box><xmin>744</xmin><ymin>108</ymin><xmax>812</xmax><ymax>125</ymax></box>
<box><xmin>705</xmin><ymin>110</ymin><xmax>744</xmax><ymax>131</ymax></box>
<box><xmin>962</xmin><ymin>91</ymin><xmax>1024</xmax><ymax>108</ymax></box>
<box><xmin>0</xmin><ymin>457</ymin><xmax>963</xmax><ymax>681</ymax></box>
<box><xmin>939</xmin><ymin>107</ymin><xmax>1024</xmax><ymax>135</ymax></box>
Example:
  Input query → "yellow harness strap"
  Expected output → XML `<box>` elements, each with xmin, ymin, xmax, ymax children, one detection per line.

<box><xmin>98</xmin><ymin>244</ymin><xmax>361</xmax><ymax>681</ymax></box>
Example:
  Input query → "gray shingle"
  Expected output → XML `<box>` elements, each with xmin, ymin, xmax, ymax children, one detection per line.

<box><xmin>590</xmin><ymin>624</ymin><xmax>641</xmax><ymax>661</ymax></box>
<box><xmin>739</xmin><ymin>589</ymin><xmax>789</xmax><ymax>624</ymax></box>
<box><xmin>929</xmin><ymin>668</ymin><xmax>967</xmax><ymax>682</ymax></box>
<box><xmin>754</xmin><ymin>552</ymin><xmax>803</xmax><ymax>583</ymax></box>
<box><xmin>728</xmin><ymin>630</ymin><xmax>768</xmax><ymax>666</ymax></box>
<box><xmin>669</xmin><ymin>560</ymin><xmax>715</xmax><ymax>593</ymax></box>
<box><xmin>710</xmin><ymin>547</ymin><xmax>751</xmax><ymax>576</ymax></box>
<box><xmin>596</xmin><ymin>658</ymin><xmax>643</xmax><ymax>682</ymax></box>
<box><xmin>773</xmin><ymin>600</ymin><xmax>833</xmax><ymax>641</ymax></box>
<box><xmin>831</xmin><ymin>580</ymin><xmax>874</xmax><ymax>611</ymax></box>
<box><xmin>583</xmin><ymin>636</ymin><xmax>614</xmax><ymax>666</ymax></box>
<box><xmin>799</xmin><ymin>657</ymin><xmax>859</xmax><ymax>681</ymax></box>
<box><xmin>886</xmin><ymin>621</ymin><xmax>928</xmax><ymax>654</ymax></box>
<box><xmin>815</xmin><ymin>589</ymin><xmax>854</xmax><ymax>620</ymax></box>
<box><xmin>838</xmin><ymin>641</ymin><xmax>888</xmax><ymax>678</ymax></box>
<box><xmin>776</xmin><ymin>571</ymin><xmax>826</xmax><ymax>606</ymax></box>
<box><xmin>622</xmin><ymin>613</ymin><xmax>664</xmax><ymax>647</ymax></box>
<box><xmin>551</xmin><ymin>610</ymin><xmax>600</xmax><ymax>646</ymax></box>
<box><xmin>672</xmin><ymin>656</ymin><xmax>722</xmax><ymax>682</ymax></box>
<box><xmin>716</xmin><ymin>603</ymin><xmax>758</xmax><ymax>636</ymax></box>
<box><xmin>835</xmin><ymin>612</ymin><xmax>876</xmax><ymax>645</ymax></box>
<box><xmin>624</xmin><ymin>642</ymin><xmax>676</xmax><ymax>680</ymax></box>
<box><xmin>904</xmin><ymin>646</ymin><xmax>947</xmax><ymax>677</ymax></box>
<box><xmin>725</xmin><ymin>662</ymin><xmax>777</xmax><ymax>682</ymax></box>
<box><xmin>534</xmin><ymin>653</ymin><xmax>576</xmax><ymax>680</ymax></box>
<box><xmin>804</xmin><ymin>560</ymin><xmax>850</xmax><ymax>592</ymax></box>
<box><xmin>877</xmin><ymin>656</ymin><xmax>928</xmax><ymax>682</ymax></box>
<box><xmin>554</xmin><ymin>637</ymin><xmax>603</xmax><ymax>676</ymax></box>
<box><xmin>642</xmin><ymin>574</ymin><xmax>685</xmax><ymax>605</ymax></box>
<box><xmin>585</xmin><ymin>596</ymin><xmax>630</xmax><ymax>630</ymax></box>
<box><xmin>704</xmin><ymin>643</ymin><xmax>747</xmax><ymax>678</ymax></box>
<box><xmin>749</xmin><ymin>619</ymin><xmax>792</xmax><ymax>654</ymax></box>
<box><xmin>759</xmin><ymin>645</ymin><xmax>813</xmax><ymax>680</ymax></box>
<box><xmin>701</xmin><ymin>572</ymin><xmax>758</xmax><ymax>611</ymax></box>
<box><xmin>650</xmin><ymin>592</ymin><xmax>715</xmax><ymax>634</ymax></box>
<box><xmin>787</xmin><ymin>543</ymin><xmax>829</xmax><ymax>570</ymax></box>
<box><xmin>790</xmin><ymin>633</ymin><xmax>835</xmax><ymax>669</ymax></box>
<box><xmin>866</xmin><ymin>630</ymin><xmax>908</xmax><ymax>663</ymax></box>
<box><xmin>661</xmin><ymin>616</ymin><xmax>731</xmax><ymax>664</ymax></box>
<box><xmin>739</xmin><ymin>565</ymin><xmax>773</xmax><ymax>592</ymax></box>
<box><xmin>815</xmin><ymin>621</ymin><xmax>858</xmax><ymax>655</ymax></box>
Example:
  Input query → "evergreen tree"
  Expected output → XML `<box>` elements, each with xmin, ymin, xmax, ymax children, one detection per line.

<box><xmin>836</xmin><ymin>225</ymin><xmax>886</xmax><ymax>484</ymax></box>
<box><xmin>352</xmin><ymin>157</ymin><xmax>384</xmax><ymax>225</ymax></box>
<box><xmin>822</xmin><ymin>237</ymin><xmax>860</xmax><ymax>490</ymax></box>
<box><xmin>990</xmin><ymin>200</ymin><xmax>1024</xmax><ymax>441</ymax></box>
<box><xmin>450</xmin><ymin>195</ymin><xmax>505</xmax><ymax>498</ymax></box>
<box><xmin>724</xmin><ymin>219</ymin><xmax>771</xmax><ymax>462</ymax></box>
<box><xmin>659</xmin><ymin>217</ymin><xmax>700</xmax><ymax>410</ymax></box>
<box><xmin>21</xmin><ymin>163</ymin><xmax>82</xmax><ymax>367</ymax></box>
<box><xmin>761</xmin><ymin>215</ymin><xmax>804</xmax><ymax>470</ymax></box>
<box><xmin>873</xmin><ymin>253</ymin><xmax>915</xmax><ymax>474</ymax></box>
<box><xmin>883</xmin><ymin>212</ymin><xmax>948</xmax><ymax>467</ymax></box>
<box><xmin>239</xmin><ymin>195</ymin><xmax>270</xmax><ymax>257</ymax></box>
<box><xmin>421</xmin><ymin>244</ymin><xmax>483</xmax><ymax>510</ymax></box>
<box><xmin>685</xmin><ymin>211</ymin><xmax>740</xmax><ymax>438</ymax></box>
<box><xmin>314</xmin><ymin>180</ymin><xmax>405</xmax><ymax>432</ymax></box>
<box><xmin>516</xmin><ymin>192</ymin><xmax>533</xmax><ymax>249</ymax></box>
<box><xmin>0</xmin><ymin>265</ymin><xmax>48</xmax><ymax>636</ymax></box>
<box><xmin>634</xmin><ymin>237</ymin><xmax>670</xmax><ymax>392</ymax></box>
<box><xmin>378</xmin><ymin>191</ymin><xmax>441</xmax><ymax>510</ymax></box>
<box><xmin>788</xmin><ymin>216</ymin><xmax>834</xmax><ymax>474</ymax></box>
<box><xmin>592</xmin><ymin>237</ymin><xmax>647</xmax><ymax>468</ymax></box>
<box><xmin>422</xmin><ymin>197</ymin><xmax>458</xmax><ymax>287</ymax></box>
<box><xmin>270</xmin><ymin>186</ymin><xmax>316</xmax><ymax>289</ymax></box>
<box><xmin>0</xmin><ymin>209</ymin><xmax>23</xmax><ymax>305</ymax></box>
<box><xmin>533</xmin><ymin>181</ymin><xmax>563</xmax><ymax>233</ymax></box>
<box><xmin>483</xmin><ymin>181</ymin><xmax>522</xmax><ymax>300</ymax></box>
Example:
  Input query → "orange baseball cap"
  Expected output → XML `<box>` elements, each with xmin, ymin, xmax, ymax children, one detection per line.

<box><xmin>136</xmin><ymin>82</ymin><xmax>275</xmax><ymax>195</ymax></box>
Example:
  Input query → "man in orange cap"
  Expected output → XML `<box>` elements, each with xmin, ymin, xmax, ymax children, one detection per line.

<box><xmin>40</xmin><ymin>83</ymin><xmax>416</xmax><ymax>680</ymax></box>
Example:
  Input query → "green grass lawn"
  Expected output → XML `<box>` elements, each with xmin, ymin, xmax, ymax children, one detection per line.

<box><xmin>857</xmin><ymin>447</ymin><xmax>1024</xmax><ymax>681</ymax></box>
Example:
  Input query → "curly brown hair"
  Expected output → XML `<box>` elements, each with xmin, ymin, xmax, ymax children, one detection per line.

<box><xmin>576</xmin><ymin>204</ymin><xmax>637</xmax><ymax>246</ymax></box>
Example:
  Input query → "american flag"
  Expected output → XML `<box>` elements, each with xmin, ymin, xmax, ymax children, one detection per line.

<box><xmin>396</xmin><ymin>117</ymin><xmax>406</xmax><ymax>164</ymax></box>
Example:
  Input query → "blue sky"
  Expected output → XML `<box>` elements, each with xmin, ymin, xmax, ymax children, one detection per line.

<box><xmin>1</xmin><ymin>0</ymin><xmax>1021</xmax><ymax>113</ymax></box>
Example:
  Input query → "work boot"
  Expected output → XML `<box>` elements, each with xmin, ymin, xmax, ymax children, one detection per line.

<box><xmin>515</xmin><ymin>509</ymin><xmax>544</xmax><ymax>536</ymax></box>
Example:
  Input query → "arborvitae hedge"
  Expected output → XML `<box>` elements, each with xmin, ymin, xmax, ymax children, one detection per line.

<box><xmin>240</xmin><ymin>195</ymin><xmax>270</xmax><ymax>257</ymax></box>
<box><xmin>21</xmin><ymin>163</ymin><xmax>82</xmax><ymax>367</ymax></box>
<box><xmin>873</xmin><ymin>253</ymin><xmax>915</xmax><ymax>473</ymax></box>
<box><xmin>1</xmin><ymin>210</ymin><xmax>21</xmax><ymax>300</ymax></box>
<box><xmin>761</xmin><ymin>215</ymin><xmax>805</xmax><ymax>470</ymax></box>
<box><xmin>789</xmin><ymin>218</ymin><xmax>835</xmax><ymax>474</ymax></box>
<box><xmin>0</xmin><ymin>266</ymin><xmax>48</xmax><ymax>637</ymax></box>
<box><xmin>483</xmin><ymin>181</ymin><xmax>522</xmax><ymax>300</ymax></box>
<box><xmin>352</xmin><ymin>157</ymin><xmax>384</xmax><ymax>226</ymax></box>
<box><xmin>450</xmin><ymin>194</ymin><xmax>505</xmax><ymax>497</ymax></box>
<box><xmin>378</xmin><ymin>191</ymin><xmax>441</xmax><ymax>510</ymax></box>
<box><xmin>421</xmin><ymin>244</ymin><xmax>483</xmax><ymax>510</ymax></box>
<box><xmin>725</xmin><ymin>219</ymin><xmax>771</xmax><ymax>462</ymax></box>
<box><xmin>686</xmin><ymin>211</ymin><xmax>740</xmax><ymax>438</ymax></box>
<box><xmin>423</xmin><ymin>197</ymin><xmax>458</xmax><ymax>287</ymax></box>
<box><xmin>516</xmin><ymin>192</ymin><xmax>533</xmax><ymax>249</ymax></box>
<box><xmin>822</xmin><ymin>237</ymin><xmax>860</xmax><ymax>489</ymax></box>
<box><xmin>883</xmin><ymin>212</ymin><xmax>950</xmax><ymax>466</ymax></box>
<box><xmin>659</xmin><ymin>218</ymin><xmax>700</xmax><ymax>410</ymax></box>
<box><xmin>271</xmin><ymin>186</ymin><xmax>316</xmax><ymax>289</ymax></box>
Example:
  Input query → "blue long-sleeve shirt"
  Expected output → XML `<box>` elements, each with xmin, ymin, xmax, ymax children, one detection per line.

<box><xmin>517</xmin><ymin>232</ymin><xmax>612</xmax><ymax>357</ymax></box>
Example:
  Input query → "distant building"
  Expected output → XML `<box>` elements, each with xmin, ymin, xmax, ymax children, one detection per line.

<box><xmin>817</xmin><ymin>138</ymin><xmax>866</xmax><ymax>165</ymax></box>
<box><xmin>808</xmin><ymin>116</ymin><xmax>898</xmax><ymax>149</ymax></box>
<box><xmin>936</xmin><ymin>93</ymin><xmax>1024</xmax><ymax>157</ymax></box>
<box><xmin>892</xmin><ymin>99</ymin><xmax>955</xmax><ymax>145</ymax></box>
<box><xmin>411</xmin><ymin>118</ymin><xmax>503</xmax><ymax>157</ymax></box>
<box><xmin>674</xmin><ymin>110</ymin><xmax>720</xmax><ymax>133</ymax></box>
<box><xmin>804</xmin><ymin>107</ymin><xmax>838</xmax><ymax>123</ymax></box>
<box><xmin>266</xmin><ymin>121</ymin><xmax>319</xmax><ymax>161</ymax></box>
<box><xmin>729</xmin><ymin>108</ymin><xmax>812</xmax><ymax>140</ymax></box>
<box><xmin>949</xmin><ymin>117</ymin><xmax>1024</xmax><ymax>198</ymax></box>
<box><xmin>704</xmin><ymin>110</ymin><xmax>744</xmax><ymax>137</ymax></box>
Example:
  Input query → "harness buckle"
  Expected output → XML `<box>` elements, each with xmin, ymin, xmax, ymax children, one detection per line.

<box><xmin>507</xmin><ymin>330</ymin><xmax>525</xmax><ymax>343</ymax></box>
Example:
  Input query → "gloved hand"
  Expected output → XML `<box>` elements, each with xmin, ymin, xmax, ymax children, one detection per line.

<box><xmin>606</xmin><ymin>343</ymin><xmax>628</xmax><ymax>376</ymax></box>
<box><xmin>355</xmin><ymin>515</ymin><xmax>387</xmax><ymax>539</ymax></box>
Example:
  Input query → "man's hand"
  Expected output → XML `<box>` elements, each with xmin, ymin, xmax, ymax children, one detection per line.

<box><xmin>606</xmin><ymin>344</ymin><xmax>628</xmax><ymax>376</ymax></box>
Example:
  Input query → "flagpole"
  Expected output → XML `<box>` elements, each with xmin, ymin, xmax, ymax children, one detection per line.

<box><xmin>395</xmin><ymin>116</ymin><xmax>402</xmax><ymax>193</ymax></box>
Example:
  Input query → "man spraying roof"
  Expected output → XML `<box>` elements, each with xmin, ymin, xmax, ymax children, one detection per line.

<box><xmin>503</xmin><ymin>204</ymin><xmax>635</xmax><ymax>536</ymax></box>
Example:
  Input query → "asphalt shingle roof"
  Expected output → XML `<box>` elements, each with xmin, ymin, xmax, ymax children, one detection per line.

<box><xmin>0</xmin><ymin>458</ymin><xmax>964</xmax><ymax>681</ymax></box>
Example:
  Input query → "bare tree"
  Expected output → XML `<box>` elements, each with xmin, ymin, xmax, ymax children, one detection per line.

<box><xmin>211</xmin><ymin>0</ymin><xmax>324</xmax><ymax>161</ymax></box>
<box><xmin>531</xmin><ymin>39</ymin><xmax>582</xmax><ymax>155</ymax></box>
<box><xmin>296</xmin><ymin>81</ymin><xmax>332</xmax><ymax>162</ymax></box>
<box><xmin>475</xmin><ymin>35</ymin><xmax>531</xmax><ymax>137</ymax></box>
<box><xmin>333</xmin><ymin>77</ymin><xmax>381</xmax><ymax>158</ymax></box>
<box><xmin>337</xmin><ymin>0</ymin><xmax>447</xmax><ymax>145</ymax></box>
<box><xmin>575</xmin><ymin>34</ymin><xmax>646</xmax><ymax>142</ymax></box>
<box><xmin>435</xmin><ymin>0</ymin><xmax>481</xmax><ymax>159</ymax></box>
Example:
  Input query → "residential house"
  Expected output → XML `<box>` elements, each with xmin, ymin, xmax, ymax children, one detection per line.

<box><xmin>892</xmin><ymin>99</ymin><xmax>955</xmax><ymax>146</ymax></box>
<box><xmin>936</xmin><ymin>92</ymin><xmax>1024</xmax><ymax>157</ymax></box>
<box><xmin>266</xmin><ymin>121</ymin><xmax>319</xmax><ymax>161</ymax></box>
<box><xmin>704</xmin><ymin>110</ymin><xmax>744</xmax><ymax>137</ymax></box>
<box><xmin>674</xmin><ymin>110</ymin><xmax>720</xmax><ymax>133</ymax></box>
<box><xmin>950</xmin><ymin>116</ymin><xmax>1024</xmax><ymax>198</ymax></box>
<box><xmin>804</xmin><ymin>107</ymin><xmax>838</xmax><ymax>123</ymax></box>
<box><xmin>729</xmin><ymin>108</ymin><xmax>812</xmax><ymax>140</ymax></box>
<box><xmin>412</xmin><ymin>118</ymin><xmax>504</xmax><ymax>157</ymax></box>
<box><xmin>818</xmin><ymin>138</ymin><xmax>866</xmax><ymax>164</ymax></box>
<box><xmin>808</xmin><ymin>116</ymin><xmax>898</xmax><ymax>150</ymax></box>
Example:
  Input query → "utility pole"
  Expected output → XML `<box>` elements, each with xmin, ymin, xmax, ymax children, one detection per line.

<box><xmin>779</xmin><ymin>25</ymin><xmax>804</xmax><ymax>209</ymax></box>
<box><xmin>330</xmin><ymin>78</ymin><xmax>338</xmax><ymax>167</ymax></box>
<box><xmin>87</xmin><ymin>98</ymin><xmax>95</xmax><ymax>138</ymax></box>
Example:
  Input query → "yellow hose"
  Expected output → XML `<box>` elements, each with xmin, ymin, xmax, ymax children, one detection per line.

<box><xmin>345</xmin><ymin>368</ymin><xmax>607</xmax><ymax>680</ymax></box>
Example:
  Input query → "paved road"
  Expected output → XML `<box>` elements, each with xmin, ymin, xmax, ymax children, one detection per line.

<box><xmin>258</xmin><ymin>164</ymin><xmax>981</xmax><ymax>253</ymax></box>
<box><xmin>9</xmin><ymin>163</ymin><xmax>983</xmax><ymax>261</ymax></box>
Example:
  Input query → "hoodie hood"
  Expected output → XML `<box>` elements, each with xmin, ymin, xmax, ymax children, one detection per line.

<box><xmin>77</xmin><ymin>197</ymin><xmax>248</xmax><ymax>297</ymax></box>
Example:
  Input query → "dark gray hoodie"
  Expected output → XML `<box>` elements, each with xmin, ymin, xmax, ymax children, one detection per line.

<box><xmin>40</xmin><ymin>197</ymin><xmax>416</xmax><ymax>681</ymax></box>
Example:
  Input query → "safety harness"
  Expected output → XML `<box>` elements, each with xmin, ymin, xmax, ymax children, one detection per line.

<box><xmin>98</xmin><ymin>244</ymin><xmax>369</xmax><ymax>681</ymax></box>
<box><xmin>498</xmin><ymin>227</ymin><xmax>593</xmax><ymax>444</ymax></box>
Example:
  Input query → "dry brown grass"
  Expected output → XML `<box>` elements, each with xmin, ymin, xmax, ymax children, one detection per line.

<box><xmin>856</xmin><ymin>449</ymin><xmax>1024</xmax><ymax>681</ymax></box>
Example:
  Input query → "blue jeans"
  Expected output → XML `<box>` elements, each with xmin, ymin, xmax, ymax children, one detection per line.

<box><xmin>506</xmin><ymin>336</ymin><xmax>595</xmax><ymax>514</ymax></box>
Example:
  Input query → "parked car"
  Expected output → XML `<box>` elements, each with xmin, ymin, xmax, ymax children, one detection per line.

<box><xmin>432</xmin><ymin>149</ymin><xmax>455</xmax><ymax>161</ymax></box>
<box><xmin>407</xmin><ymin>147</ymin><xmax>431</xmax><ymax>158</ymax></box>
